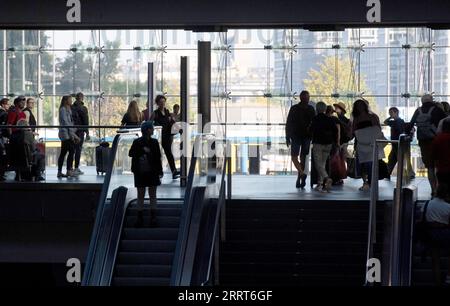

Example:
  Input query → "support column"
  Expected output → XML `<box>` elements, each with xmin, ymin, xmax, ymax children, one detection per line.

<box><xmin>198</xmin><ymin>41</ymin><xmax>211</xmax><ymax>133</ymax></box>
<box><xmin>147</xmin><ymin>62</ymin><xmax>155</xmax><ymax>115</ymax></box>
<box><xmin>180</xmin><ymin>56</ymin><xmax>189</xmax><ymax>187</ymax></box>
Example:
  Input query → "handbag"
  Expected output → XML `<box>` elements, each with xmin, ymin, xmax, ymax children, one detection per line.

<box><xmin>330</xmin><ymin>148</ymin><xmax>347</xmax><ymax>181</ymax></box>
<box><xmin>346</xmin><ymin>151</ymin><xmax>361</xmax><ymax>179</ymax></box>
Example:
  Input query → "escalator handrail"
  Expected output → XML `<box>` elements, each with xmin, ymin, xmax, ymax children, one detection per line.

<box><xmin>82</xmin><ymin>131</ymin><xmax>138</xmax><ymax>285</ymax></box>
<box><xmin>201</xmin><ymin>155</ymin><xmax>228</xmax><ymax>286</ymax></box>
<box><xmin>170</xmin><ymin>135</ymin><xmax>202</xmax><ymax>285</ymax></box>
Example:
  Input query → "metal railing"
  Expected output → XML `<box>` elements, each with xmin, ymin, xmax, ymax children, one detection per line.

<box><xmin>365</xmin><ymin>133</ymin><xmax>412</xmax><ymax>286</ymax></box>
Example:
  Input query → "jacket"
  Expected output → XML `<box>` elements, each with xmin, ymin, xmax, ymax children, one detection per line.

<box><xmin>129</xmin><ymin>137</ymin><xmax>163</xmax><ymax>176</ymax></box>
<box><xmin>71</xmin><ymin>101</ymin><xmax>89</xmax><ymax>134</ymax></box>
<box><xmin>58</xmin><ymin>107</ymin><xmax>77</xmax><ymax>141</ymax></box>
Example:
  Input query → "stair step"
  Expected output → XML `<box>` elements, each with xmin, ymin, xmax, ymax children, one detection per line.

<box><xmin>112</xmin><ymin>277</ymin><xmax>170</xmax><ymax>286</ymax></box>
<box><xmin>116</xmin><ymin>252</ymin><xmax>174</xmax><ymax>265</ymax></box>
<box><xmin>226</xmin><ymin>229</ymin><xmax>377</xmax><ymax>241</ymax></box>
<box><xmin>220</xmin><ymin>262</ymin><xmax>367</xmax><ymax>274</ymax></box>
<box><xmin>221</xmin><ymin>241</ymin><xmax>381</xmax><ymax>253</ymax></box>
<box><xmin>227</xmin><ymin>209</ymin><xmax>383</xmax><ymax>220</ymax></box>
<box><xmin>227</xmin><ymin>219</ymin><xmax>383</xmax><ymax>231</ymax></box>
<box><xmin>220</xmin><ymin>251</ymin><xmax>367</xmax><ymax>264</ymax></box>
<box><xmin>115</xmin><ymin>264</ymin><xmax>172</xmax><ymax>277</ymax></box>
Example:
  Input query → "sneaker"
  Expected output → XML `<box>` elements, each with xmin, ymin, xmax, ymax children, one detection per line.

<box><xmin>314</xmin><ymin>184</ymin><xmax>326</xmax><ymax>193</ymax></box>
<box><xmin>35</xmin><ymin>176</ymin><xmax>45</xmax><ymax>182</ymax></box>
<box><xmin>172</xmin><ymin>170</ymin><xmax>180</xmax><ymax>179</ymax></box>
<box><xmin>67</xmin><ymin>170</ymin><xmax>79</xmax><ymax>178</ymax></box>
<box><xmin>74</xmin><ymin>168</ymin><xmax>84</xmax><ymax>175</ymax></box>
<box><xmin>299</xmin><ymin>173</ymin><xmax>307</xmax><ymax>189</ymax></box>
<box><xmin>324</xmin><ymin>178</ymin><xmax>333</xmax><ymax>193</ymax></box>
<box><xmin>295</xmin><ymin>174</ymin><xmax>301</xmax><ymax>188</ymax></box>
<box><xmin>57</xmin><ymin>172</ymin><xmax>67</xmax><ymax>178</ymax></box>
<box><xmin>359</xmin><ymin>184</ymin><xmax>370</xmax><ymax>192</ymax></box>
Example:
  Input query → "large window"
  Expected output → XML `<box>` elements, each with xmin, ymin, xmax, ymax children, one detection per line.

<box><xmin>1</xmin><ymin>28</ymin><xmax>447</xmax><ymax>173</ymax></box>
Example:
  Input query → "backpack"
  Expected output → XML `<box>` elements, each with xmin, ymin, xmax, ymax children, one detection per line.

<box><xmin>416</xmin><ymin>106</ymin><xmax>436</xmax><ymax>140</ymax></box>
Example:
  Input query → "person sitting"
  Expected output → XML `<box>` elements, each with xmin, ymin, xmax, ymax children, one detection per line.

<box><xmin>129</xmin><ymin>121</ymin><xmax>163</xmax><ymax>228</ymax></box>
<box><xmin>424</xmin><ymin>183</ymin><xmax>450</xmax><ymax>285</ymax></box>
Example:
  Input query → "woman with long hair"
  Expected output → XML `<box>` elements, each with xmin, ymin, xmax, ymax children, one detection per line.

<box><xmin>122</xmin><ymin>100</ymin><xmax>143</xmax><ymax>127</ymax></box>
<box><xmin>150</xmin><ymin>95</ymin><xmax>180</xmax><ymax>179</ymax></box>
<box><xmin>57</xmin><ymin>95</ymin><xmax>79</xmax><ymax>178</ymax></box>
<box><xmin>351</xmin><ymin>99</ymin><xmax>383</xmax><ymax>191</ymax></box>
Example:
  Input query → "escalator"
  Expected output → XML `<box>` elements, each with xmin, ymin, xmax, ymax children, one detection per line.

<box><xmin>82</xmin><ymin>132</ymin><xmax>227</xmax><ymax>286</ymax></box>
<box><xmin>112</xmin><ymin>200</ymin><xmax>182</xmax><ymax>286</ymax></box>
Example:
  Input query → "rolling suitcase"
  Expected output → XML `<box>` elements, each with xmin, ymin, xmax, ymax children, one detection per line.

<box><xmin>96</xmin><ymin>141</ymin><xmax>111</xmax><ymax>175</ymax></box>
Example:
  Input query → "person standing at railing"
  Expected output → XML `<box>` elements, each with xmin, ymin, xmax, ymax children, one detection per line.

<box><xmin>57</xmin><ymin>95</ymin><xmax>80</xmax><ymax>178</ymax></box>
<box><xmin>129</xmin><ymin>121</ymin><xmax>163</xmax><ymax>228</ymax></box>
<box><xmin>407</xmin><ymin>94</ymin><xmax>447</xmax><ymax>197</ymax></box>
<box><xmin>351</xmin><ymin>99</ymin><xmax>383</xmax><ymax>192</ymax></box>
<box><xmin>286</xmin><ymin>90</ymin><xmax>316</xmax><ymax>189</ymax></box>
<box><xmin>71</xmin><ymin>92</ymin><xmax>90</xmax><ymax>176</ymax></box>
<box><xmin>0</xmin><ymin>98</ymin><xmax>10</xmax><ymax>181</ymax></box>
<box><xmin>150</xmin><ymin>95</ymin><xmax>180</xmax><ymax>180</ymax></box>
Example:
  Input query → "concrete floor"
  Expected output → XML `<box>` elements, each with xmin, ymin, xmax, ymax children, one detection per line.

<box><xmin>2</xmin><ymin>166</ymin><xmax>432</xmax><ymax>202</ymax></box>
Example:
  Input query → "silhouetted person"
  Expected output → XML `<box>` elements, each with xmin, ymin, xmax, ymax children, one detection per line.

<box><xmin>129</xmin><ymin>121</ymin><xmax>163</xmax><ymax>228</ymax></box>
<box><xmin>0</xmin><ymin>98</ymin><xmax>10</xmax><ymax>181</ymax></box>
<box><xmin>122</xmin><ymin>100</ymin><xmax>143</xmax><ymax>127</ymax></box>
<box><xmin>286</xmin><ymin>90</ymin><xmax>316</xmax><ymax>189</ymax></box>
<box><xmin>71</xmin><ymin>92</ymin><xmax>90</xmax><ymax>175</ymax></box>
<box><xmin>150</xmin><ymin>95</ymin><xmax>180</xmax><ymax>179</ymax></box>
<box><xmin>407</xmin><ymin>94</ymin><xmax>446</xmax><ymax>197</ymax></box>
<box><xmin>57</xmin><ymin>96</ymin><xmax>80</xmax><ymax>178</ymax></box>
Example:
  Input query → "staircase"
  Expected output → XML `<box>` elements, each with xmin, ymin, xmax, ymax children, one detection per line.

<box><xmin>111</xmin><ymin>201</ymin><xmax>182</xmax><ymax>286</ymax></box>
<box><xmin>220</xmin><ymin>200</ymin><xmax>385</xmax><ymax>286</ymax></box>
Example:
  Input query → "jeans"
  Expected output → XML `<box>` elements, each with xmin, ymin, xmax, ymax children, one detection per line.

<box><xmin>313</xmin><ymin>143</ymin><xmax>332</xmax><ymax>184</ymax></box>
<box><xmin>58</xmin><ymin>139</ymin><xmax>75</xmax><ymax>172</ymax></box>
<box><xmin>162</xmin><ymin>134</ymin><xmax>176</xmax><ymax>173</ymax></box>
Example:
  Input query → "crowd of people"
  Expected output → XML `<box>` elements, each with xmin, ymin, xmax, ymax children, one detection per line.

<box><xmin>0</xmin><ymin>96</ymin><xmax>44</xmax><ymax>182</ymax></box>
<box><xmin>0</xmin><ymin>93</ymin><xmax>182</xmax><ymax>182</ymax></box>
<box><xmin>286</xmin><ymin>90</ymin><xmax>450</xmax><ymax>196</ymax></box>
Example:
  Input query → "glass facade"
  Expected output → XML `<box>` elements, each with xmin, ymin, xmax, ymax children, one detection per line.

<box><xmin>1</xmin><ymin>28</ymin><xmax>448</xmax><ymax>174</ymax></box>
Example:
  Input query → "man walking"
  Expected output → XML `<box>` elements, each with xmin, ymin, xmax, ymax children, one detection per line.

<box><xmin>286</xmin><ymin>90</ymin><xmax>316</xmax><ymax>189</ymax></box>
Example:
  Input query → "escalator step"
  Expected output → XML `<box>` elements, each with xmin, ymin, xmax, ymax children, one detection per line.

<box><xmin>115</xmin><ymin>264</ymin><xmax>172</xmax><ymax>277</ymax></box>
<box><xmin>124</xmin><ymin>216</ymin><xmax>180</xmax><ymax>228</ymax></box>
<box><xmin>120</xmin><ymin>240</ymin><xmax>177</xmax><ymax>252</ymax></box>
<box><xmin>127</xmin><ymin>207</ymin><xmax>182</xmax><ymax>217</ymax></box>
<box><xmin>112</xmin><ymin>277</ymin><xmax>170</xmax><ymax>286</ymax></box>
<box><xmin>116</xmin><ymin>252</ymin><xmax>174</xmax><ymax>265</ymax></box>
<box><xmin>122</xmin><ymin>228</ymin><xmax>179</xmax><ymax>240</ymax></box>
<box><xmin>226</xmin><ymin>229</ymin><xmax>371</xmax><ymax>241</ymax></box>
